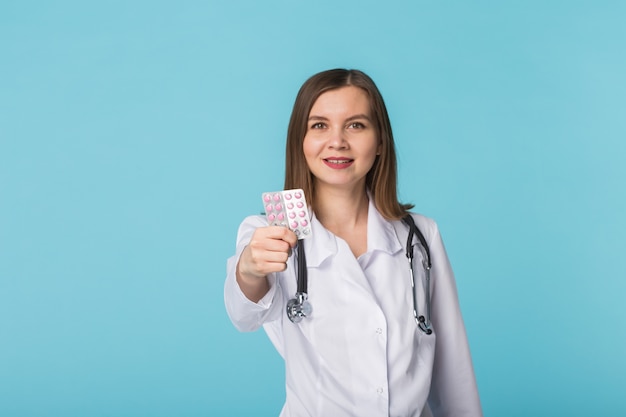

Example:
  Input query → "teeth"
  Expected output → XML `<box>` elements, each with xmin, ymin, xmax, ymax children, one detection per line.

<box><xmin>326</xmin><ymin>159</ymin><xmax>351</xmax><ymax>164</ymax></box>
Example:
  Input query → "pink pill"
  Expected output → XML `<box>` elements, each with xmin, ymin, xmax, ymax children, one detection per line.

<box><xmin>273</xmin><ymin>194</ymin><xmax>281</xmax><ymax>201</ymax></box>
<box><xmin>294</xmin><ymin>192</ymin><xmax>302</xmax><ymax>198</ymax></box>
<box><xmin>289</xmin><ymin>212</ymin><xmax>296</xmax><ymax>219</ymax></box>
<box><xmin>287</xmin><ymin>203</ymin><xmax>294</xmax><ymax>209</ymax></box>
<box><xmin>296</xmin><ymin>202</ymin><xmax>304</xmax><ymax>208</ymax></box>
<box><xmin>266</xmin><ymin>204</ymin><xmax>273</xmax><ymax>212</ymax></box>
<box><xmin>285</xmin><ymin>193</ymin><xmax>292</xmax><ymax>200</ymax></box>
<box><xmin>291</xmin><ymin>221</ymin><xmax>298</xmax><ymax>229</ymax></box>
<box><xmin>275</xmin><ymin>203</ymin><xmax>282</xmax><ymax>211</ymax></box>
<box><xmin>299</xmin><ymin>211</ymin><xmax>306</xmax><ymax>217</ymax></box>
<box><xmin>268</xmin><ymin>214</ymin><xmax>275</xmax><ymax>221</ymax></box>
<box><xmin>301</xmin><ymin>220</ymin><xmax>308</xmax><ymax>227</ymax></box>
<box><xmin>263</xmin><ymin>194</ymin><xmax>271</xmax><ymax>202</ymax></box>
<box><xmin>277</xmin><ymin>213</ymin><xmax>284</xmax><ymax>220</ymax></box>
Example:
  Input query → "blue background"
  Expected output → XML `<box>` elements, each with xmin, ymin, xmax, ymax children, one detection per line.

<box><xmin>2</xmin><ymin>1</ymin><xmax>625</xmax><ymax>416</ymax></box>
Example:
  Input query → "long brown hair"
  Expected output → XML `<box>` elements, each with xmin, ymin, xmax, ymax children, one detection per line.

<box><xmin>284</xmin><ymin>69</ymin><xmax>413</xmax><ymax>220</ymax></box>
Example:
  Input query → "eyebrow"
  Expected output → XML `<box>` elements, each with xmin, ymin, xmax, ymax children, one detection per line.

<box><xmin>308</xmin><ymin>114</ymin><xmax>372</xmax><ymax>122</ymax></box>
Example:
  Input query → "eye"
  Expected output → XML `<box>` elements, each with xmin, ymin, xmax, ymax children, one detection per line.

<box><xmin>310</xmin><ymin>122</ymin><xmax>326</xmax><ymax>129</ymax></box>
<box><xmin>348</xmin><ymin>121</ymin><xmax>366</xmax><ymax>129</ymax></box>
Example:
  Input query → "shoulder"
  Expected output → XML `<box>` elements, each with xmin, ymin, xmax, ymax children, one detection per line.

<box><xmin>405</xmin><ymin>212</ymin><xmax>440</xmax><ymax>245</ymax></box>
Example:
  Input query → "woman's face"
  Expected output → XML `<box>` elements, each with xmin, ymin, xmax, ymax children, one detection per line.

<box><xmin>302</xmin><ymin>86</ymin><xmax>381</xmax><ymax>193</ymax></box>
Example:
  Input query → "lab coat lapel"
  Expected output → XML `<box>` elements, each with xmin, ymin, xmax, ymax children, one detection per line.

<box><xmin>359</xmin><ymin>199</ymin><xmax>404</xmax><ymax>270</ymax></box>
<box><xmin>302</xmin><ymin>201</ymin><xmax>405</xmax><ymax>303</ymax></box>
<box><xmin>302</xmin><ymin>211</ymin><xmax>337</xmax><ymax>268</ymax></box>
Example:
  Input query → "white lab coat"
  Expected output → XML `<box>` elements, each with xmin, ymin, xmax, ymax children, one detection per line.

<box><xmin>224</xmin><ymin>199</ymin><xmax>482</xmax><ymax>417</ymax></box>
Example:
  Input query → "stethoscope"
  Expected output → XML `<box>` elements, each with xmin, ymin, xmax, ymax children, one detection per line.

<box><xmin>286</xmin><ymin>214</ymin><xmax>433</xmax><ymax>335</ymax></box>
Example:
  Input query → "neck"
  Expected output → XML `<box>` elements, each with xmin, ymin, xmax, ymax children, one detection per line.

<box><xmin>313</xmin><ymin>184</ymin><xmax>370</xmax><ymax>233</ymax></box>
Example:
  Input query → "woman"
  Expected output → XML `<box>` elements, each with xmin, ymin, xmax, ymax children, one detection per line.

<box><xmin>224</xmin><ymin>69</ymin><xmax>482</xmax><ymax>417</ymax></box>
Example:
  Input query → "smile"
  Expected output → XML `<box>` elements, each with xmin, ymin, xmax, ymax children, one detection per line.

<box><xmin>323</xmin><ymin>158</ymin><xmax>354</xmax><ymax>169</ymax></box>
<box><xmin>324</xmin><ymin>159</ymin><xmax>353</xmax><ymax>164</ymax></box>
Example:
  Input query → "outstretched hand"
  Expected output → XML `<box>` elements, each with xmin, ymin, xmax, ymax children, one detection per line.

<box><xmin>236</xmin><ymin>226</ymin><xmax>298</xmax><ymax>300</ymax></box>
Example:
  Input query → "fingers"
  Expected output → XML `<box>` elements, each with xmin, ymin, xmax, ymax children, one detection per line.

<box><xmin>260</xmin><ymin>226</ymin><xmax>298</xmax><ymax>247</ymax></box>
<box><xmin>238</xmin><ymin>226</ymin><xmax>298</xmax><ymax>279</ymax></box>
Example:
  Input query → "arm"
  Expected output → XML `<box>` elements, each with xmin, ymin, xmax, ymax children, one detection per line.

<box><xmin>426</xmin><ymin>222</ymin><xmax>483</xmax><ymax>417</ymax></box>
<box><xmin>224</xmin><ymin>216</ymin><xmax>297</xmax><ymax>332</ymax></box>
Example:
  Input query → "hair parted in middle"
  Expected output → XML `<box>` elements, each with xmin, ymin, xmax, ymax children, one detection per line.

<box><xmin>284</xmin><ymin>68</ymin><xmax>413</xmax><ymax>220</ymax></box>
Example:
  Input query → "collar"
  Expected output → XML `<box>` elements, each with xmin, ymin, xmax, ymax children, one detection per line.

<box><xmin>302</xmin><ymin>198</ymin><xmax>403</xmax><ymax>268</ymax></box>
<box><xmin>302</xmin><ymin>211</ymin><xmax>337</xmax><ymax>268</ymax></box>
<box><xmin>366</xmin><ymin>197</ymin><xmax>403</xmax><ymax>256</ymax></box>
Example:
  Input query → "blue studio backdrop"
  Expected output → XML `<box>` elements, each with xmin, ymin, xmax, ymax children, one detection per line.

<box><xmin>1</xmin><ymin>1</ymin><xmax>625</xmax><ymax>416</ymax></box>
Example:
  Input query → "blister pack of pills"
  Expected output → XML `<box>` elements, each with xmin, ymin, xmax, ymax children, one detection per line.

<box><xmin>262</xmin><ymin>189</ymin><xmax>312</xmax><ymax>239</ymax></box>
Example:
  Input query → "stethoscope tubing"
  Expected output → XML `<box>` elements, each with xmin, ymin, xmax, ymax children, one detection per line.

<box><xmin>287</xmin><ymin>214</ymin><xmax>433</xmax><ymax>334</ymax></box>
<box><xmin>286</xmin><ymin>241</ymin><xmax>310</xmax><ymax>323</ymax></box>
<box><xmin>402</xmin><ymin>215</ymin><xmax>433</xmax><ymax>334</ymax></box>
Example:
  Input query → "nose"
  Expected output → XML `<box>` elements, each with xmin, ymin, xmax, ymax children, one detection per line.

<box><xmin>327</xmin><ymin>128</ymin><xmax>348</xmax><ymax>149</ymax></box>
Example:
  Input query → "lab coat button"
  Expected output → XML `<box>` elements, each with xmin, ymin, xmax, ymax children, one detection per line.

<box><xmin>375</xmin><ymin>327</ymin><xmax>382</xmax><ymax>334</ymax></box>
<box><xmin>377</xmin><ymin>387</ymin><xmax>384</xmax><ymax>394</ymax></box>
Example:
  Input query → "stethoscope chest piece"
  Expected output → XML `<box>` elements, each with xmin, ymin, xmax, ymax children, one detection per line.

<box><xmin>286</xmin><ymin>292</ymin><xmax>312</xmax><ymax>323</ymax></box>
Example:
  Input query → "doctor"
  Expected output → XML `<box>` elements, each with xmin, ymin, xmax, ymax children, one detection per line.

<box><xmin>224</xmin><ymin>69</ymin><xmax>482</xmax><ymax>417</ymax></box>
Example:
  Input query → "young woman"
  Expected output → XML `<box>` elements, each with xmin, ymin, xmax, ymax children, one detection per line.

<box><xmin>224</xmin><ymin>69</ymin><xmax>482</xmax><ymax>417</ymax></box>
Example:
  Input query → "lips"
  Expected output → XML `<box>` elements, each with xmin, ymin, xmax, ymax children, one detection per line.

<box><xmin>323</xmin><ymin>157</ymin><xmax>354</xmax><ymax>169</ymax></box>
